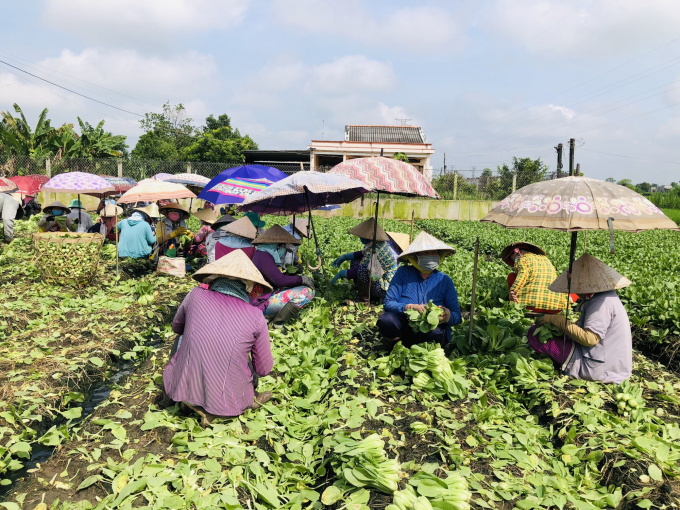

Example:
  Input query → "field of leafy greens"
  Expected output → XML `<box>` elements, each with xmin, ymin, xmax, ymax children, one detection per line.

<box><xmin>2</xmin><ymin>214</ymin><xmax>680</xmax><ymax>510</ymax></box>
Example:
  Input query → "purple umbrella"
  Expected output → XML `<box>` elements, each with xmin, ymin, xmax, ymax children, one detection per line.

<box><xmin>198</xmin><ymin>165</ymin><xmax>288</xmax><ymax>205</ymax></box>
<box><xmin>42</xmin><ymin>172</ymin><xmax>116</xmax><ymax>196</ymax></box>
<box><xmin>152</xmin><ymin>173</ymin><xmax>174</xmax><ymax>181</ymax></box>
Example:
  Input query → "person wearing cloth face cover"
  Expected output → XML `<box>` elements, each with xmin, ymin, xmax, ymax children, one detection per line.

<box><xmin>502</xmin><ymin>242</ymin><xmax>575</xmax><ymax>314</ymax></box>
<box><xmin>249</xmin><ymin>225</ymin><xmax>315</xmax><ymax>326</ymax></box>
<box><xmin>38</xmin><ymin>201</ymin><xmax>76</xmax><ymax>233</ymax></box>
<box><xmin>0</xmin><ymin>191</ymin><xmax>24</xmax><ymax>243</ymax></box>
<box><xmin>530</xmin><ymin>253</ymin><xmax>632</xmax><ymax>384</ymax></box>
<box><xmin>331</xmin><ymin>218</ymin><xmax>400</xmax><ymax>304</ymax></box>
<box><xmin>378</xmin><ymin>231</ymin><xmax>461</xmax><ymax>346</ymax></box>
<box><xmin>156</xmin><ymin>202</ymin><xmax>192</xmax><ymax>255</ymax></box>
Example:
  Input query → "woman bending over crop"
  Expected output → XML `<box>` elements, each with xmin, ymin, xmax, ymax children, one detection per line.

<box><xmin>186</xmin><ymin>208</ymin><xmax>216</xmax><ymax>259</ymax></box>
<box><xmin>156</xmin><ymin>202</ymin><xmax>192</xmax><ymax>256</ymax></box>
<box><xmin>530</xmin><ymin>254</ymin><xmax>632</xmax><ymax>384</ymax></box>
<box><xmin>378</xmin><ymin>232</ymin><xmax>462</xmax><ymax>346</ymax></box>
<box><xmin>250</xmin><ymin>225</ymin><xmax>315</xmax><ymax>327</ymax></box>
<box><xmin>161</xmin><ymin>250</ymin><xmax>274</xmax><ymax>425</ymax></box>
<box><xmin>502</xmin><ymin>242</ymin><xmax>577</xmax><ymax>313</ymax></box>
<box><xmin>116</xmin><ymin>208</ymin><xmax>156</xmax><ymax>259</ymax></box>
<box><xmin>331</xmin><ymin>218</ymin><xmax>404</xmax><ymax>304</ymax></box>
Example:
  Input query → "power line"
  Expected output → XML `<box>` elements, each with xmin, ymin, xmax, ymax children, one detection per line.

<box><xmin>0</xmin><ymin>51</ymin><xmax>163</xmax><ymax>109</ymax></box>
<box><xmin>0</xmin><ymin>60</ymin><xmax>145</xmax><ymax>117</ymax></box>
<box><xmin>582</xmin><ymin>148</ymin><xmax>680</xmax><ymax>165</ymax></box>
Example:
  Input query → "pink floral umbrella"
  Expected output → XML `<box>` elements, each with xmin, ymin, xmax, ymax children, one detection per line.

<box><xmin>42</xmin><ymin>172</ymin><xmax>116</xmax><ymax>196</ymax></box>
<box><xmin>0</xmin><ymin>177</ymin><xmax>19</xmax><ymax>193</ymax></box>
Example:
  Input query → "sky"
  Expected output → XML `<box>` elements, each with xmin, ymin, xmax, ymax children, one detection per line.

<box><xmin>3</xmin><ymin>0</ymin><xmax>680</xmax><ymax>184</ymax></box>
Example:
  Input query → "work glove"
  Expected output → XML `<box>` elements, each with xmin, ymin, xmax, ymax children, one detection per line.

<box><xmin>46</xmin><ymin>215</ymin><xmax>55</xmax><ymax>222</ymax></box>
<box><xmin>300</xmin><ymin>275</ymin><xmax>315</xmax><ymax>289</ymax></box>
<box><xmin>171</xmin><ymin>227</ymin><xmax>188</xmax><ymax>238</ymax></box>
<box><xmin>331</xmin><ymin>270</ymin><xmax>347</xmax><ymax>285</ymax></box>
<box><xmin>332</xmin><ymin>253</ymin><xmax>353</xmax><ymax>267</ymax></box>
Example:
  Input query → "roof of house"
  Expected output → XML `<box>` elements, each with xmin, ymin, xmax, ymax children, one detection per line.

<box><xmin>345</xmin><ymin>125</ymin><xmax>427</xmax><ymax>144</ymax></box>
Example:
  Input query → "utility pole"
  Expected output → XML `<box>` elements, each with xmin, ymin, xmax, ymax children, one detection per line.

<box><xmin>568</xmin><ymin>138</ymin><xmax>575</xmax><ymax>176</ymax></box>
<box><xmin>555</xmin><ymin>143</ymin><xmax>563</xmax><ymax>178</ymax></box>
<box><xmin>443</xmin><ymin>153</ymin><xmax>446</xmax><ymax>173</ymax></box>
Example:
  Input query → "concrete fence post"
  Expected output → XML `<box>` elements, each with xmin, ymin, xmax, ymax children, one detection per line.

<box><xmin>45</xmin><ymin>157</ymin><xmax>51</xmax><ymax>178</ymax></box>
<box><xmin>117</xmin><ymin>158</ymin><xmax>123</xmax><ymax>178</ymax></box>
<box><xmin>512</xmin><ymin>174</ymin><xmax>517</xmax><ymax>193</ymax></box>
<box><xmin>453</xmin><ymin>173</ymin><xmax>458</xmax><ymax>200</ymax></box>
<box><xmin>187</xmin><ymin>162</ymin><xmax>192</xmax><ymax>174</ymax></box>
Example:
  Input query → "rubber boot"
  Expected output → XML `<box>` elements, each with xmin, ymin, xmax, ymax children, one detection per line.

<box><xmin>356</xmin><ymin>280</ymin><xmax>371</xmax><ymax>304</ymax></box>
<box><xmin>269</xmin><ymin>302</ymin><xmax>299</xmax><ymax>328</ymax></box>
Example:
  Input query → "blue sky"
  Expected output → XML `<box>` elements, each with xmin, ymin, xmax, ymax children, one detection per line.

<box><xmin>3</xmin><ymin>0</ymin><xmax>680</xmax><ymax>184</ymax></box>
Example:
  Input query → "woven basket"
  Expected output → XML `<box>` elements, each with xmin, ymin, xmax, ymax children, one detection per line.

<box><xmin>32</xmin><ymin>232</ymin><xmax>105</xmax><ymax>285</ymax></box>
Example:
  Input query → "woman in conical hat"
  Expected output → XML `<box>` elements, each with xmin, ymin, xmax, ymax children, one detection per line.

<box><xmin>38</xmin><ymin>201</ymin><xmax>76</xmax><ymax>233</ymax></box>
<box><xmin>501</xmin><ymin>241</ymin><xmax>577</xmax><ymax>314</ymax></box>
<box><xmin>330</xmin><ymin>218</ymin><xmax>401</xmax><ymax>304</ymax></box>
<box><xmin>377</xmin><ymin>231</ymin><xmax>461</xmax><ymax>347</ymax></box>
<box><xmin>161</xmin><ymin>250</ymin><xmax>275</xmax><ymax>426</ymax></box>
<box><xmin>186</xmin><ymin>208</ymin><xmax>217</xmax><ymax>260</ymax></box>
<box><xmin>530</xmin><ymin>253</ymin><xmax>632</xmax><ymax>384</ymax></box>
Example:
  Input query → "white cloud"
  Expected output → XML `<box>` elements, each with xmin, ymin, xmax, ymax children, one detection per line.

<box><xmin>270</xmin><ymin>0</ymin><xmax>469</xmax><ymax>52</ymax></box>
<box><xmin>233</xmin><ymin>55</ymin><xmax>396</xmax><ymax>108</ymax></box>
<box><xmin>485</xmin><ymin>0</ymin><xmax>680</xmax><ymax>58</ymax></box>
<box><xmin>42</xmin><ymin>0</ymin><xmax>250</xmax><ymax>48</ymax></box>
<box><xmin>309</xmin><ymin>56</ymin><xmax>396</xmax><ymax>93</ymax></box>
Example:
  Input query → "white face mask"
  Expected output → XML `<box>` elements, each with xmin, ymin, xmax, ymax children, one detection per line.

<box><xmin>417</xmin><ymin>254</ymin><xmax>440</xmax><ymax>272</ymax></box>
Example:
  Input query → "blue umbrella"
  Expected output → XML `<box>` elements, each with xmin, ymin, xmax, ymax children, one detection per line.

<box><xmin>198</xmin><ymin>165</ymin><xmax>288</xmax><ymax>205</ymax></box>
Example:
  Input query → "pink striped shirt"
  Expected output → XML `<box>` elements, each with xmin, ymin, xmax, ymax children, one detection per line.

<box><xmin>163</xmin><ymin>287</ymin><xmax>272</xmax><ymax>416</ymax></box>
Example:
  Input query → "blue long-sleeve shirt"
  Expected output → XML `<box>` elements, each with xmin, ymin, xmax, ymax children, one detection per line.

<box><xmin>116</xmin><ymin>219</ymin><xmax>156</xmax><ymax>259</ymax></box>
<box><xmin>384</xmin><ymin>265</ymin><xmax>462</xmax><ymax>341</ymax></box>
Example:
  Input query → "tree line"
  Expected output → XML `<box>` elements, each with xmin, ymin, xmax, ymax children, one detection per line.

<box><xmin>0</xmin><ymin>102</ymin><xmax>258</xmax><ymax>163</ymax></box>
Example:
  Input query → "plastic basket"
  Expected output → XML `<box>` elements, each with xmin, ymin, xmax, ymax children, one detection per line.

<box><xmin>32</xmin><ymin>232</ymin><xmax>105</xmax><ymax>285</ymax></box>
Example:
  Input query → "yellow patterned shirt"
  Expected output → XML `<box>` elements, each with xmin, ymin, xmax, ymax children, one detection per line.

<box><xmin>511</xmin><ymin>253</ymin><xmax>568</xmax><ymax>311</ymax></box>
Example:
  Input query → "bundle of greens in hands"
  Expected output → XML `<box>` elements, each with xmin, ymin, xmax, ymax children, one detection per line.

<box><xmin>405</xmin><ymin>300</ymin><xmax>444</xmax><ymax>333</ymax></box>
<box><xmin>533</xmin><ymin>321</ymin><xmax>563</xmax><ymax>344</ymax></box>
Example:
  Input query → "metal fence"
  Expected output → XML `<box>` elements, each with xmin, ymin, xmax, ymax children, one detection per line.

<box><xmin>0</xmin><ymin>155</ymin><xmax>309</xmax><ymax>181</ymax></box>
<box><xmin>431</xmin><ymin>167</ymin><xmax>564</xmax><ymax>201</ymax></box>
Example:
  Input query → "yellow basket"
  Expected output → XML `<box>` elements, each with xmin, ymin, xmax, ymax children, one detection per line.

<box><xmin>32</xmin><ymin>232</ymin><xmax>105</xmax><ymax>285</ymax></box>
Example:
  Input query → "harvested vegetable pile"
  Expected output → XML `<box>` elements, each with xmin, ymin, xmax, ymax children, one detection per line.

<box><xmin>2</xmin><ymin>216</ymin><xmax>680</xmax><ymax>510</ymax></box>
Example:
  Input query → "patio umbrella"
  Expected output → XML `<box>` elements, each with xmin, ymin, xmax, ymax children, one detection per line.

<box><xmin>100</xmin><ymin>176</ymin><xmax>134</xmax><ymax>194</ymax></box>
<box><xmin>480</xmin><ymin>175</ymin><xmax>679</xmax><ymax>345</ymax></box>
<box><xmin>240</xmin><ymin>171</ymin><xmax>369</xmax><ymax>273</ymax></box>
<box><xmin>42</xmin><ymin>171</ymin><xmax>118</xmax><ymax>273</ymax></box>
<box><xmin>152</xmin><ymin>173</ymin><xmax>174</xmax><ymax>181</ymax></box>
<box><xmin>166</xmin><ymin>173</ymin><xmax>211</xmax><ymax>188</ymax></box>
<box><xmin>198</xmin><ymin>165</ymin><xmax>288</xmax><ymax>206</ymax></box>
<box><xmin>0</xmin><ymin>177</ymin><xmax>19</xmax><ymax>193</ymax></box>
<box><xmin>329</xmin><ymin>156</ymin><xmax>440</xmax><ymax>300</ymax></box>
<box><xmin>9</xmin><ymin>176</ymin><xmax>41</xmax><ymax>196</ymax></box>
<box><xmin>116</xmin><ymin>179</ymin><xmax>196</xmax><ymax>204</ymax></box>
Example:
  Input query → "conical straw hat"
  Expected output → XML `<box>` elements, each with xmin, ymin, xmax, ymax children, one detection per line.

<box><xmin>549</xmin><ymin>253</ymin><xmax>631</xmax><ymax>294</ymax></box>
<box><xmin>397</xmin><ymin>231</ymin><xmax>456</xmax><ymax>263</ymax></box>
<box><xmin>101</xmin><ymin>204</ymin><xmax>123</xmax><ymax>217</ymax></box>
<box><xmin>159</xmin><ymin>201</ymin><xmax>189</xmax><ymax>216</ymax></box>
<box><xmin>193</xmin><ymin>248</ymin><xmax>272</xmax><ymax>292</ymax></box>
<box><xmin>291</xmin><ymin>218</ymin><xmax>310</xmax><ymax>238</ymax></box>
<box><xmin>386</xmin><ymin>232</ymin><xmax>410</xmax><ymax>253</ymax></box>
<box><xmin>348</xmin><ymin>218</ymin><xmax>389</xmax><ymax>241</ymax></box>
<box><xmin>500</xmin><ymin>242</ymin><xmax>546</xmax><ymax>266</ymax></box>
<box><xmin>142</xmin><ymin>203</ymin><xmax>160</xmax><ymax>218</ymax></box>
<box><xmin>44</xmin><ymin>201</ymin><xmax>71</xmax><ymax>214</ymax></box>
<box><xmin>222</xmin><ymin>216</ymin><xmax>257</xmax><ymax>240</ymax></box>
<box><xmin>252</xmin><ymin>224</ymin><xmax>301</xmax><ymax>245</ymax></box>
<box><xmin>194</xmin><ymin>208</ymin><xmax>217</xmax><ymax>224</ymax></box>
<box><xmin>213</xmin><ymin>214</ymin><xmax>236</xmax><ymax>230</ymax></box>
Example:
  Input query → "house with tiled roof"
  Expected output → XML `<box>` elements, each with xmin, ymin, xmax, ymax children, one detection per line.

<box><xmin>309</xmin><ymin>125</ymin><xmax>435</xmax><ymax>179</ymax></box>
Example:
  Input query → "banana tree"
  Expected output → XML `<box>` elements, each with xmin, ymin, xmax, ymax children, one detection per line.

<box><xmin>0</xmin><ymin>103</ymin><xmax>57</xmax><ymax>158</ymax></box>
<box><xmin>77</xmin><ymin>118</ymin><xmax>127</xmax><ymax>159</ymax></box>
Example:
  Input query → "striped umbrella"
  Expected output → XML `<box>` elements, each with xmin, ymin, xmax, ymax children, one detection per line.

<box><xmin>116</xmin><ymin>179</ymin><xmax>196</xmax><ymax>203</ymax></box>
<box><xmin>198</xmin><ymin>165</ymin><xmax>288</xmax><ymax>205</ymax></box>
<box><xmin>100</xmin><ymin>176</ymin><xmax>134</xmax><ymax>193</ymax></box>
<box><xmin>329</xmin><ymin>156</ymin><xmax>439</xmax><ymax>198</ymax></box>
<box><xmin>0</xmin><ymin>177</ymin><xmax>18</xmax><ymax>193</ymax></box>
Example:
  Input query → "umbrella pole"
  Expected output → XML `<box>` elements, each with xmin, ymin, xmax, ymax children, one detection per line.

<box><xmin>115</xmin><ymin>210</ymin><xmax>119</xmax><ymax>277</ymax></box>
<box><xmin>368</xmin><ymin>192</ymin><xmax>380</xmax><ymax>305</ymax></box>
<box><xmin>468</xmin><ymin>236</ymin><xmax>480</xmax><ymax>347</ymax></box>
<box><xmin>78</xmin><ymin>194</ymin><xmax>82</xmax><ymax>232</ymax></box>
<box><xmin>563</xmin><ymin>231</ymin><xmax>578</xmax><ymax>346</ymax></box>
<box><xmin>303</xmin><ymin>188</ymin><xmax>327</xmax><ymax>296</ymax></box>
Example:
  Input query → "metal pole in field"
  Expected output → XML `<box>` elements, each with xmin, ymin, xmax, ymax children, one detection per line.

<box><xmin>410</xmin><ymin>210</ymin><xmax>415</xmax><ymax>244</ymax></box>
<box><xmin>555</xmin><ymin>143</ymin><xmax>563</xmax><ymax>177</ymax></box>
<box><xmin>468</xmin><ymin>236</ymin><xmax>480</xmax><ymax>346</ymax></box>
<box><xmin>367</xmin><ymin>192</ymin><xmax>380</xmax><ymax>304</ymax></box>
<box><xmin>563</xmin><ymin>138</ymin><xmax>577</xmax><ymax>345</ymax></box>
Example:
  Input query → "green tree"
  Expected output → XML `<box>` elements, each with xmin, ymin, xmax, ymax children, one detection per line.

<box><xmin>497</xmin><ymin>156</ymin><xmax>549</xmax><ymax>196</ymax></box>
<box><xmin>0</xmin><ymin>104</ymin><xmax>57</xmax><ymax>158</ymax></box>
<box><xmin>605</xmin><ymin>177</ymin><xmax>616</xmax><ymax>183</ymax></box>
<box><xmin>393</xmin><ymin>152</ymin><xmax>409</xmax><ymax>163</ymax></box>
<box><xmin>181</xmin><ymin>113</ymin><xmax>258</xmax><ymax>163</ymax></box>
<box><xmin>616</xmin><ymin>179</ymin><xmax>636</xmax><ymax>191</ymax></box>
<box><xmin>636</xmin><ymin>182</ymin><xmax>652</xmax><ymax>193</ymax></box>
<box><xmin>76</xmin><ymin>118</ymin><xmax>127</xmax><ymax>159</ymax></box>
<box><xmin>131</xmin><ymin>102</ymin><xmax>197</xmax><ymax>160</ymax></box>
